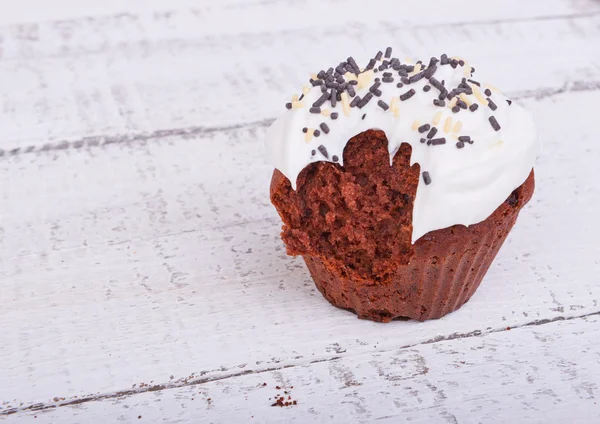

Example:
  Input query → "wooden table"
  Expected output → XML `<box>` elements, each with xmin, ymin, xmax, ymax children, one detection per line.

<box><xmin>1</xmin><ymin>1</ymin><xmax>599</xmax><ymax>422</ymax></box>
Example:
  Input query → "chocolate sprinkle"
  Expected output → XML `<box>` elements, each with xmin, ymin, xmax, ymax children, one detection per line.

<box><xmin>396</xmin><ymin>82</ymin><xmax>404</xmax><ymax>88</ymax></box>
<box><xmin>313</xmin><ymin>92</ymin><xmax>329</xmax><ymax>108</ymax></box>
<box><xmin>331</xmin><ymin>112</ymin><xmax>338</xmax><ymax>120</ymax></box>
<box><xmin>458</xmin><ymin>135</ymin><xmax>471</xmax><ymax>142</ymax></box>
<box><xmin>440</xmin><ymin>54</ymin><xmax>449</xmax><ymax>65</ymax></box>
<box><xmin>311</xmin><ymin>149</ymin><xmax>316</xmax><ymax>156</ymax></box>
<box><xmin>347</xmin><ymin>85</ymin><xmax>356</xmax><ymax>97</ymax></box>
<box><xmin>314</xmin><ymin>129</ymin><xmax>321</xmax><ymax>137</ymax></box>
<box><xmin>401</xmin><ymin>77</ymin><xmax>411</xmax><ymax>84</ymax></box>
<box><xmin>358</xmin><ymin>93</ymin><xmax>374</xmax><ymax>108</ymax></box>
<box><xmin>375</xmin><ymin>51</ymin><xmax>383</xmax><ymax>61</ymax></box>
<box><xmin>484</xmin><ymin>88</ymin><xmax>492</xmax><ymax>96</ymax></box>
<box><xmin>399</xmin><ymin>89</ymin><xmax>416</xmax><ymax>101</ymax></box>
<box><xmin>330</xmin><ymin>89</ymin><xmax>337</xmax><ymax>108</ymax></box>
<box><xmin>423</xmin><ymin>85</ymin><xmax>431</xmax><ymax>92</ymax></box>
<box><xmin>424</xmin><ymin>65</ymin><xmax>437</xmax><ymax>79</ymax></box>
<box><xmin>372</xmin><ymin>89</ymin><xmax>382</xmax><ymax>97</ymax></box>
<box><xmin>310</xmin><ymin>79</ymin><xmax>323</xmax><ymax>86</ymax></box>
<box><xmin>456</xmin><ymin>141</ymin><xmax>465</xmax><ymax>149</ymax></box>
<box><xmin>320</xmin><ymin>123</ymin><xmax>330</xmax><ymax>134</ymax></box>
<box><xmin>420</xmin><ymin>138</ymin><xmax>426</xmax><ymax>143</ymax></box>
<box><xmin>430</xmin><ymin>138</ymin><xmax>447</xmax><ymax>146</ymax></box>
<box><xmin>450</xmin><ymin>59</ymin><xmax>458</xmax><ymax>68</ymax></box>
<box><xmin>458</xmin><ymin>59</ymin><xmax>465</xmax><ymax>66</ymax></box>
<box><xmin>452</xmin><ymin>106</ymin><xmax>460</xmax><ymax>113</ymax></box>
<box><xmin>362</xmin><ymin>113</ymin><xmax>366</xmax><ymax>120</ymax></box>
<box><xmin>422</xmin><ymin>171</ymin><xmax>432</xmax><ymax>185</ymax></box>
<box><xmin>318</xmin><ymin>145</ymin><xmax>328</xmax><ymax>158</ymax></box>
<box><xmin>285</xmin><ymin>102</ymin><xmax>292</xmax><ymax>109</ymax></box>
<box><xmin>507</xmin><ymin>99</ymin><xmax>512</xmax><ymax>105</ymax></box>
<box><xmin>347</xmin><ymin>57</ymin><xmax>360</xmax><ymax>74</ymax></box>
<box><xmin>409</xmin><ymin>71</ymin><xmax>425</xmax><ymax>84</ymax></box>
<box><xmin>385</xmin><ymin>47</ymin><xmax>392</xmax><ymax>58</ymax></box>
<box><xmin>349</xmin><ymin>80</ymin><xmax>358</xmax><ymax>85</ymax></box>
<box><xmin>469</xmin><ymin>103</ymin><xmax>479</xmax><ymax>112</ymax></box>
<box><xmin>489</xmin><ymin>116</ymin><xmax>501</xmax><ymax>131</ymax></box>
<box><xmin>427</xmin><ymin>127</ymin><xmax>438</xmax><ymax>138</ymax></box>
<box><xmin>487</xmin><ymin>97</ymin><xmax>497</xmax><ymax>111</ymax></box>
<box><xmin>309</xmin><ymin>107</ymin><xmax>321</xmax><ymax>114</ymax></box>
<box><xmin>377</xmin><ymin>100</ymin><xmax>389</xmax><ymax>111</ymax></box>
<box><xmin>298</xmin><ymin>94</ymin><xmax>304</xmax><ymax>101</ymax></box>
<box><xmin>457</xmin><ymin>99</ymin><xmax>468</xmax><ymax>109</ymax></box>
<box><xmin>332</xmin><ymin>155</ymin><xmax>339</xmax><ymax>162</ymax></box>
<box><xmin>369</xmin><ymin>82</ymin><xmax>382</xmax><ymax>93</ymax></box>
<box><xmin>350</xmin><ymin>96</ymin><xmax>361</xmax><ymax>108</ymax></box>
<box><xmin>383</xmin><ymin>77</ymin><xmax>394</xmax><ymax>83</ymax></box>
<box><xmin>433</xmin><ymin>99</ymin><xmax>446</xmax><ymax>107</ymax></box>
<box><xmin>429</xmin><ymin>77</ymin><xmax>445</xmax><ymax>93</ymax></box>
<box><xmin>302</xmin><ymin>127</ymin><xmax>308</xmax><ymax>133</ymax></box>
<box><xmin>468</xmin><ymin>79</ymin><xmax>480</xmax><ymax>86</ymax></box>
<box><xmin>418</xmin><ymin>124</ymin><xmax>431</xmax><ymax>133</ymax></box>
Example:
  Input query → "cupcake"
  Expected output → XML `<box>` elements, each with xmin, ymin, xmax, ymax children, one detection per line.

<box><xmin>266</xmin><ymin>49</ymin><xmax>540</xmax><ymax>322</ymax></box>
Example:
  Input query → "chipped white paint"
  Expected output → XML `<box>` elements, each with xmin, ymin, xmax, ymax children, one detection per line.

<box><xmin>1</xmin><ymin>1</ymin><xmax>600</xmax><ymax>422</ymax></box>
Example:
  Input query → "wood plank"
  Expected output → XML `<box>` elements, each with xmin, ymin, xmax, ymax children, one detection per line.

<box><xmin>5</xmin><ymin>314</ymin><xmax>600</xmax><ymax>423</ymax></box>
<box><xmin>0</xmin><ymin>9</ymin><xmax>599</xmax><ymax>152</ymax></box>
<box><xmin>1</xmin><ymin>89</ymin><xmax>599</xmax><ymax>410</ymax></box>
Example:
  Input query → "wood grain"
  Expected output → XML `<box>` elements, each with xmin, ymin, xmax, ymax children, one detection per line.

<box><xmin>6</xmin><ymin>314</ymin><xmax>600</xmax><ymax>423</ymax></box>
<box><xmin>2</xmin><ymin>1</ymin><xmax>600</xmax><ymax>421</ymax></box>
<box><xmin>2</xmin><ymin>89</ymin><xmax>599</xmax><ymax>413</ymax></box>
<box><xmin>0</xmin><ymin>5</ymin><xmax>599</xmax><ymax>152</ymax></box>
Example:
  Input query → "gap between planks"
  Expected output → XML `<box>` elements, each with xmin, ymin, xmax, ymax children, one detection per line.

<box><xmin>2</xmin><ymin>309</ymin><xmax>599</xmax><ymax>417</ymax></box>
<box><xmin>0</xmin><ymin>81</ymin><xmax>598</xmax><ymax>159</ymax></box>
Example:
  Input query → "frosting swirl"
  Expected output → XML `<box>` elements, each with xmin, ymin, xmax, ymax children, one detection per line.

<box><xmin>265</xmin><ymin>50</ymin><xmax>540</xmax><ymax>242</ymax></box>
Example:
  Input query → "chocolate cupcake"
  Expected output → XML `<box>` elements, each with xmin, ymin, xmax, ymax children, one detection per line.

<box><xmin>266</xmin><ymin>49</ymin><xmax>540</xmax><ymax>322</ymax></box>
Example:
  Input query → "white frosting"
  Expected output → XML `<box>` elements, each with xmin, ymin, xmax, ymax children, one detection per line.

<box><xmin>265</xmin><ymin>55</ymin><xmax>540</xmax><ymax>242</ymax></box>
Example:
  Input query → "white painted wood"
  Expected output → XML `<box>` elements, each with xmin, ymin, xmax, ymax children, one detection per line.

<box><xmin>1</xmin><ymin>90</ymin><xmax>599</xmax><ymax>413</ymax></box>
<box><xmin>1</xmin><ymin>0</ymin><xmax>597</xmax><ymax>27</ymax></box>
<box><xmin>7</xmin><ymin>315</ymin><xmax>600</xmax><ymax>423</ymax></box>
<box><xmin>0</xmin><ymin>6</ymin><xmax>599</xmax><ymax>151</ymax></box>
<box><xmin>2</xmin><ymin>1</ymin><xmax>600</xmax><ymax>421</ymax></box>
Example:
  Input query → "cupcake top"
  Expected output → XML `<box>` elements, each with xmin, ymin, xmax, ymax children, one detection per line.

<box><xmin>265</xmin><ymin>49</ymin><xmax>540</xmax><ymax>242</ymax></box>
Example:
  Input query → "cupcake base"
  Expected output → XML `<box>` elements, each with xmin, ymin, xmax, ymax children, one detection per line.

<box><xmin>303</xmin><ymin>171</ymin><xmax>534</xmax><ymax>322</ymax></box>
<box><xmin>270</xmin><ymin>130</ymin><xmax>535</xmax><ymax>322</ymax></box>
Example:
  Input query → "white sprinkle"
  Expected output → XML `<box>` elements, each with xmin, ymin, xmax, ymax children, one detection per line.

<box><xmin>459</xmin><ymin>93</ymin><xmax>472</xmax><ymax>107</ymax></box>
<box><xmin>473</xmin><ymin>86</ymin><xmax>489</xmax><ymax>106</ymax></box>
<box><xmin>304</xmin><ymin>128</ymin><xmax>314</xmax><ymax>143</ymax></box>
<box><xmin>341</xmin><ymin>92</ymin><xmax>351</xmax><ymax>117</ymax></box>
<box><xmin>444</xmin><ymin>117</ymin><xmax>453</xmax><ymax>133</ymax></box>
